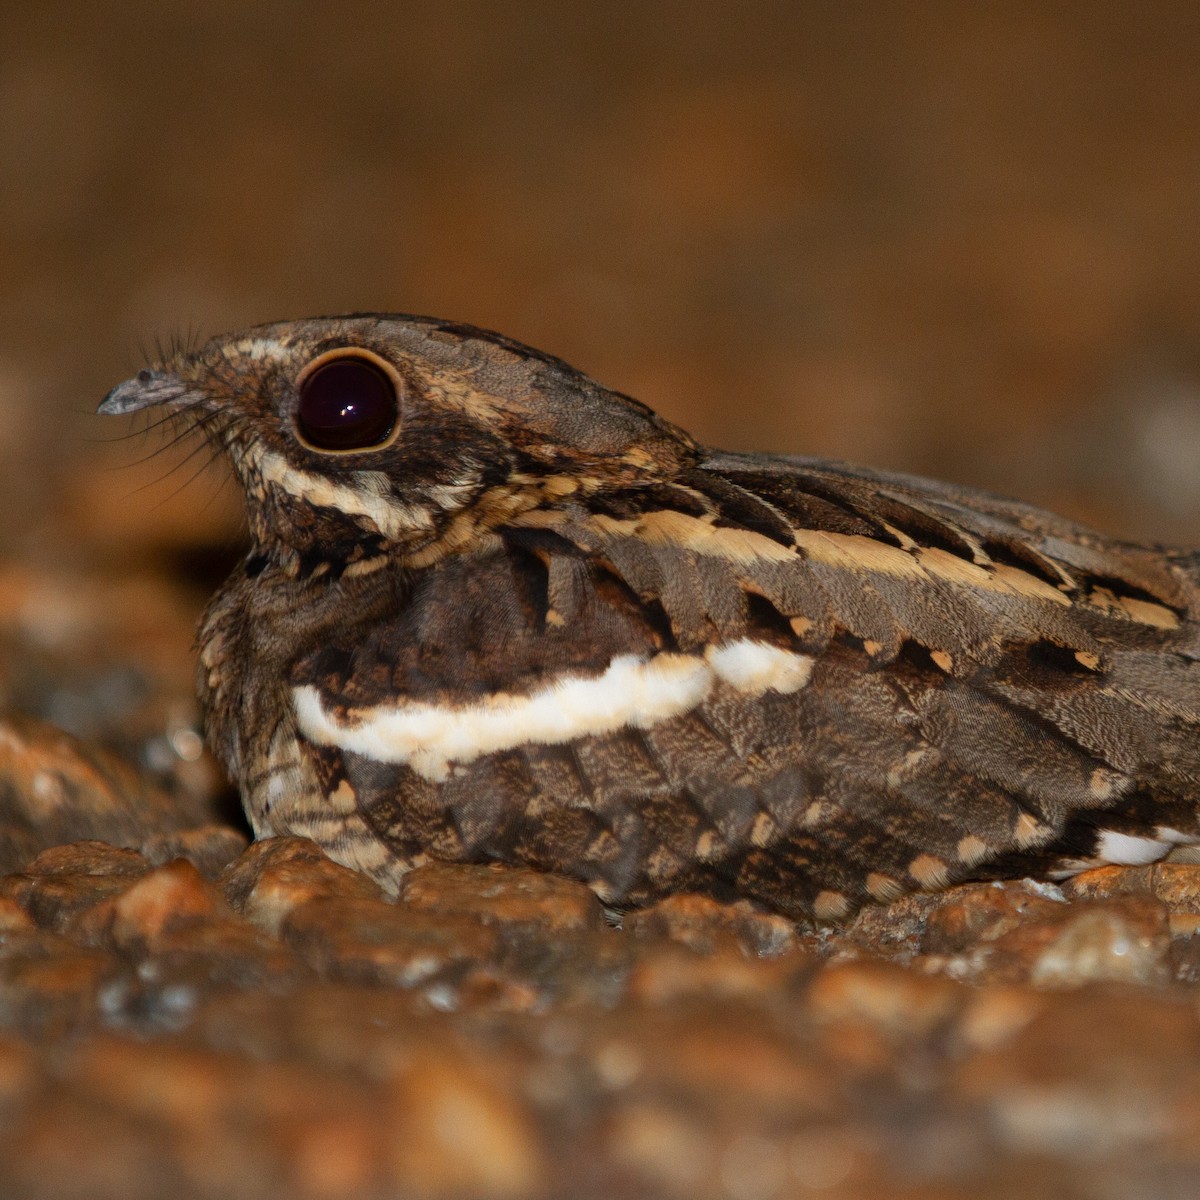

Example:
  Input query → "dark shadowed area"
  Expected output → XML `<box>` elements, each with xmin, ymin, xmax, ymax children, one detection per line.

<box><xmin>2</xmin><ymin>2</ymin><xmax>1199</xmax><ymax>564</ymax></box>
<box><xmin>2</xmin><ymin>4</ymin><xmax>1200</xmax><ymax>1199</ymax></box>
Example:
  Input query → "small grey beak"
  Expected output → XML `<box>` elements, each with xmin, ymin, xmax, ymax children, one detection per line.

<box><xmin>98</xmin><ymin>370</ymin><xmax>191</xmax><ymax>416</ymax></box>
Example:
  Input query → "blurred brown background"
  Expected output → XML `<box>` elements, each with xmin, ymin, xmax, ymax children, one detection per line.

<box><xmin>3</xmin><ymin>1</ymin><xmax>1200</xmax><ymax>572</ymax></box>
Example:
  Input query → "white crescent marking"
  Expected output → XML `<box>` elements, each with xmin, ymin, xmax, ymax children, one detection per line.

<box><xmin>294</xmin><ymin>638</ymin><xmax>813</xmax><ymax>782</ymax></box>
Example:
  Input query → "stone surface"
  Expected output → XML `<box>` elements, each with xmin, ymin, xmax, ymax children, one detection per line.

<box><xmin>0</xmin><ymin>567</ymin><xmax>232</xmax><ymax>819</ymax></box>
<box><xmin>0</xmin><ymin>717</ymin><xmax>216</xmax><ymax>878</ymax></box>
<box><xmin>399</xmin><ymin>861</ymin><xmax>607</xmax><ymax>935</ymax></box>
<box><xmin>1</xmin><ymin>822</ymin><xmax>1200</xmax><ymax>1198</ymax></box>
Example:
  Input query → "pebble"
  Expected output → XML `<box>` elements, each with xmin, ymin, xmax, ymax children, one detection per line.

<box><xmin>220</xmin><ymin>836</ymin><xmax>382</xmax><ymax>936</ymax></box>
<box><xmin>625</xmin><ymin>892</ymin><xmax>800</xmax><ymax>958</ymax></box>
<box><xmin>1029</xmin><ymin>901</ymin><xmax>1171</xmax><ymax>989</ymax></box>
<box><xmin>387</xmin><ymin>1054</ymin><xmax>547</xmax><ymax>1197</ymax></box>
<box><xmin>399</xmin><ymin>861</ymin><xmax>606</xmax><ymax>934</ymax></box>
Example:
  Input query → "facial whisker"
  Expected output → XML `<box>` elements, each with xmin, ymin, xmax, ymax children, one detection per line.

<box><xmin>152</xmin><ymin>442</ymin><xmax>234</xmax><ymax>508</ymax></box>
<box><xmin>114</xmin><ymin>405</ymin><xmax>224</xmax><ymax>465</ymax></box>
<box><xmin>108</xmin><ymin>403</ymin><xmax>239</xmax><ymax>496</ymax></box>
<box><xmin>124</xmin><ymin>433</ymin><xmax>225</xmax><ymax>496</ymax></box>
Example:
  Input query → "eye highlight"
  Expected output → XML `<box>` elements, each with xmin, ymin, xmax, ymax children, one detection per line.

<box><xmin>294</xmin><ymin>352</ymin><xmax>398</xmax><ymax>451</ymax></box>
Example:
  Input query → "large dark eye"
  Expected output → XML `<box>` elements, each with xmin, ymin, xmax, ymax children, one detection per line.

<box><xmin>295</xmin><ymin>354</ymin><xmax>398</xmax><ymax>451</ymax></box>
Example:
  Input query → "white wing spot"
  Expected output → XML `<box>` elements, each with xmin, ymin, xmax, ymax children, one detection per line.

<box><xmin>705</xmin><ymin>639</ymin><xmax>813</xmax><ymax>694</ymax></box>
<box><xmin>1155</xmin><ymin>826</ymin><xmax>1200</xmax><ymax>846</ymax></box>
<box><xmin>295</xmin><ymin>639</ymin><xmax>814</xmax><ymax>782</ymax></box>
<box><xmin>1094</xmin><ymin>830</ymin><xmax>1169</xmax><ymax>866</ymax></box>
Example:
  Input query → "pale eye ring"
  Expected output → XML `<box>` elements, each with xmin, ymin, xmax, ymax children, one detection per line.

<box><xmin>294</xmin><ymin>350</ymin><xmax>399</xmax><ymax>451</ymax></box>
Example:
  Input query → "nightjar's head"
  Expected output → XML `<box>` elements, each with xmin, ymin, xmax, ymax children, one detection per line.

<box><xmin>101</xmin><ymin>314</ymin><xmax>698</xmax><ymax>569</ymax></box>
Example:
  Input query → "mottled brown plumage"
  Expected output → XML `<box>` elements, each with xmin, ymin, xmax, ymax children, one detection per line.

<box><xmin>101</xmin><ymin>314</ymin><xmax>1200</xmax><ymax>921</ymax></box>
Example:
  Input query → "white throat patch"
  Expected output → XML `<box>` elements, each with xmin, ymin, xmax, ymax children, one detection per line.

<box><xmin>293</xmin><ymin>638</ymin><xmax>813</xmax><ymax>782</ymax></box>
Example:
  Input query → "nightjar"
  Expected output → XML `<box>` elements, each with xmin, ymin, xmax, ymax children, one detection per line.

<box><xmin>101</xmin><ymin>315</ymin><xmax>1200</xmax><ymax>921</ymax></box>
